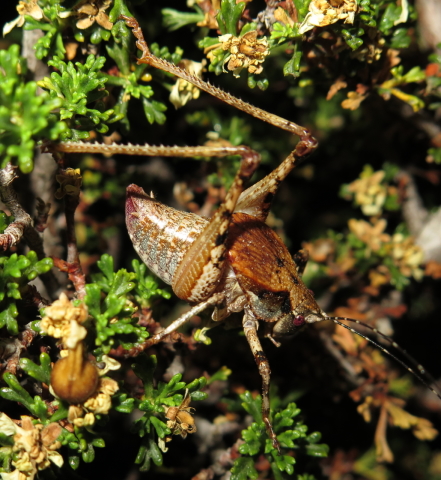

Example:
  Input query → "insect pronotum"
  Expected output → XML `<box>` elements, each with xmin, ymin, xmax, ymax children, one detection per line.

<box><xmin>53</xmin><ymin>16</ymin><xmax>441</xmax><ymax>454</ymax></box>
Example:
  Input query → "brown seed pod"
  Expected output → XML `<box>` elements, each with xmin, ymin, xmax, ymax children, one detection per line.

<box><xmin>51</xmin><ymin>343</ymin><xmax>99</xmax><ymax>404</ymax></box>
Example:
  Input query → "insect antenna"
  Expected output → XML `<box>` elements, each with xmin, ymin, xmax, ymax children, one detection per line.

<box><xmin>327</xmin><ymin>316</ymin><xmax>441</xmax><ymax>402</ymax></box>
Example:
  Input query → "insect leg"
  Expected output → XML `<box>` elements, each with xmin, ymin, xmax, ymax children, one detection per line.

<box><xmin>120</xmin><ymin>16</ymin><xmax>315</xmax><ymax>143</ymax></box>
<box><xmin>172</xmin><ymin>147</ymin><xmax>260</xmax><ymax>303</ymax></box>
<box><xmin>242</xmin><ymin>311</ymin><xmax>281</xmax><ymax>454</ymax></box>
<box><xmin>128</xmin><ymin>293</ymin><xmax>225</xmax><ymax>356</ymax></box>
<box><xmin>52</xmin><ymin>140</ymin><xmax>260</xmax><ymax>305</ymax></box>
<box><xmin>292</xmin><ymin>249</ymin><xmax>309</xmax><ymax>277</ymax></box>
<box><xmin>119</xmin><ymin>15</ymin><xmax>317</xmax><ymax>224</ymax></box>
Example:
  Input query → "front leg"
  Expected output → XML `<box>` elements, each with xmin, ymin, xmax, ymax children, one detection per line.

<box><xmin>242</xmin><ymin>311</ymin><xmax>281</xmax><ymax>454</ymax></box>
<box><xmin>121</xmin><ymin>15</ymin><xmax>317</xmax><ymax>225</ymax></box>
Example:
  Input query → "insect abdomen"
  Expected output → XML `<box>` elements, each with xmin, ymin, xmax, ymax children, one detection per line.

<box><xmin>126</xmin><ymin>184</ymin><xmax>208</xmax><ymax>284</ymax></box>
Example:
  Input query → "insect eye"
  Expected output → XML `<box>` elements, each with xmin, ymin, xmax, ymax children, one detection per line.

<box><xmin>293</xmin><ymin>315</ymin><xmax>305</xmax><ymax>327</ymax></box>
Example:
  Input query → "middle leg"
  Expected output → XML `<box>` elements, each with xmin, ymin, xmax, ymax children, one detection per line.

<box><xmin>242</xmin><ymin>310</ymin><xmax>280</xmax><ymax>454</ymax></box>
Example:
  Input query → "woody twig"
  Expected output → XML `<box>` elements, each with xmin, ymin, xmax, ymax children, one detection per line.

<box><xmin>0</xmin><ymin>163</ymin><xmax>60</xmax><ymax>298</ymax></box>
<box><xmin>0</xmin><ymin>164</ymin><xmax>33</xmax><ymax>251</ymax></box>
<box><xmin>54</xmin><ymin>168</ymin><xmax>86</xmax><ymax>298</ymax></box>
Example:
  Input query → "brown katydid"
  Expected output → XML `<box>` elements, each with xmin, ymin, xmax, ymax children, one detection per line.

<box><xmin>53</xmin><ymin>16</ymin><xmax>441</xmax><ymax>454</ymax></box>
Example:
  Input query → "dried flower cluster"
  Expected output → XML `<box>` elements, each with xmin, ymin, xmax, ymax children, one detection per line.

<box><xmin>215</xmin><ymin>31</ymin><xmax>269</xmax><ymax>77</ymax></box>
<box><xmin>349</xmin><ymin>218</ymin><xmax>424</xmax><ymax>286</ymax></box>
<box><xmin>163</xmin><ymin>390</ymin><xmax>197</xmax><ymax>440</ymax></box>
<box><xmin>389</xmin><ymin>233</ymin><xmax>424</xmax><ymax>280</ymax></box>
<box><xmin>299</xmin><ymin>0</ymin><xmax>357</xmax><ymax>34</ymax></box>
<box><xmin>348</xmin><ymin>218</ymin><xmax>390</xmax><ymax>252</ymax></box>
<box><xmin>0</xmin><ymin>414</ymin><xmax>63</xmax><ymax>480</ymax></box>
<box><xmin>40</xmin><ymin>292</ymin><xmax>88</xmax><ymax>345</ymax></box>
<box><xmin>357</xmin><ymin>395</ymin><xmax>438</xmax><ymax>463</ymax></box>
<box><xmin>67</xmin><ymin>374</ymin><xmax>120</xmax><ymax>427</ymax></box>
<box><xmin>347</xmin><ymin>169</ymin><xmax>388</xmax><ymax>216</ymax></box>
<box><xmin>74</xmin><ymin>0</ymin><xmax>113</xmax><ymax>30</ymax></box>
<box><xmin>41</xmin><ymin>293</ymin><xmax>120</xmax><ymax>418</ymax></box>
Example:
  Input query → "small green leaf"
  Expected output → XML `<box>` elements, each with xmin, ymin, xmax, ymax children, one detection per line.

<box><xmin>0</xmin><ymin>303</ymin><xmax>18</xmax><ymax>335</ymax></box>
<box><xmin>231</xmin><ymin>457</ymin><xmax>259</xmax><ymax>480</ymax></box>
<box><xmin>305</xmin><ymin>444</ymin><xmax>329</xmax><ymax>457</ymax></box>
<box><xmin>68</xmin><ymin>455</ymin><xmax>80</xmax><ymax>470</ymax></box>
<box><xmin>50</xmin><ymin>402</ymin><xmax>69</xmax><ymax>422</ymax></box>
<box><xmin>91</xmin><ymin>438</ymin><xmax>106</xmax><ymax>448</ymax></box>
<box><xmin>0</xmin><ymin>372</ymin><xmax>35</xmax><ymax>413</ymax></box>
<box><xmin>162</xmin><ymin>8</ymin><xmax>204</xmax><ymax>31</ymax></box>
<box><xmin>271</xmin><ymin>450</ymin><xmax>296</xmax><ymax>473</ymax></box>
<box><xmin>216</xmin><ymin>0</ymin><xmax>246</xmax><ymax>35</ymax></box>
<box><xmin>142</xmin><ymin>98</ymin><xmax>167</xmax><ymax>125</ymax></box>
<box><xmin>240</xmin><ymin>391</ymin><xmax>262</xmax><ymax>423</ymax></box>
<box><xmin>81</xmin><ymin>443</ymin><xmax>95</xmax><ymax>463</ymax></box>
<box><xmin>19</xmin><ymin>353</ymin><xmax>51</xmax><ymax>384</ymax></box>
<box><xmin>150</xmin><ymin>416</ymin><xmax>169</xmax><ymax>438</ymax></box>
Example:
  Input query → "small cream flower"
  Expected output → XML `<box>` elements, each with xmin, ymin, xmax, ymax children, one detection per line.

<box><xmin>170</xmin><ymin>59</ymin><xmax>206</xmax><ymax>109</ymax></box>
<box><xmin>299</xmin><ymin>0</ymin><xmax>357</xmax><ymax>34</ymax></box>
<box><xmin>98</xmin><ymin>354</ymin><xmax>121</xmax><ymax>376</ymax></box>
<box><xmin>64</xmin><ymin>320</ymin><xmax>87</xmax><ymax>349</ymax></box>
<box><xmin>348</xmin><ymin>218</ymin><xmax>390</xmax><ymax>252</ymax></box>
<box><xmin>347</xmin><ymin>169</ymin><xmax>387</xmax><ymax>216</ymax></box>
<box><xmin>74</xmin><ymin>0</ymin><xmax>113</xmax><ymax>30</ymax></box>
<box><xmin>67</xmin><ymin>377</ymin><xmax>119</xmax><ymax>427</ymax></box>
<box><xmin>68</xmin><ymin>406</ymin><xmax>96</xmax><ymax>427</ymax></box>
<box><xmin>390</xmin><ymin>233</ymin><xmax>424</xmax><ymax>280</ymax></box>
<box><xmin>40</xmin><ymin>292</ymin><xmax>88</xmax><ymax>344</ymax></box>
<box><xmin>3</xmin><ymin>0</ymin><xmax>43</xmax><ymax>36</ymax></box>
<box><xmin>216</xmin><ymin>31</ymin><xmax>270</xmax><ymax>78</ymax></box>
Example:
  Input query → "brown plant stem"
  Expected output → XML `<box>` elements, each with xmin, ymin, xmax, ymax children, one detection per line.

<box><xmin>0</xmin><ymin>164</ymin><xmax>33</xmax><ymax>250</ymax></box>
<box><xmin>33</xmin><ymin>198</ymin><xmax>51</xmax><ymax>233</ymax></box>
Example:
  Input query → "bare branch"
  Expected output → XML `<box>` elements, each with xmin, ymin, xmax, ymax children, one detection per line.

<box><xmin>0</xmin><ymin>164</ymin><xmax>60</xmax><ymax>297</ymax></box>
<box><xmin>0</xmin><ymin>164</ymin><xmax>33</xmax><ymax>250</ymax></box>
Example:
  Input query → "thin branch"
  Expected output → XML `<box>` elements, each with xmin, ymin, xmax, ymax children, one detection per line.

<box><xmin>0</xmin><ymin>164</ymin><xmax>33</xmax><ymax>250</ymax></box>
<box><xmin>55</xmin><ymin>168</ymin><xmax>87</xmax><ymax>298</ymax></box>
<box><xmin>0</xmin><ymin>164</ymin><xmax>60</xmax><ymax>298</ymax></box>
<box><xmin>33</xmin><ymin>198</ymin><xmax>51</xmax><ymax>233</ymax></box>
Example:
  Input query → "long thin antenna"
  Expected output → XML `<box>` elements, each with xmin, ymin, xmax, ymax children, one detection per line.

<box><xmin>328</xmin><ymin>316</ymin><xmax>441</xmax><ymax>401</ymax></box>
